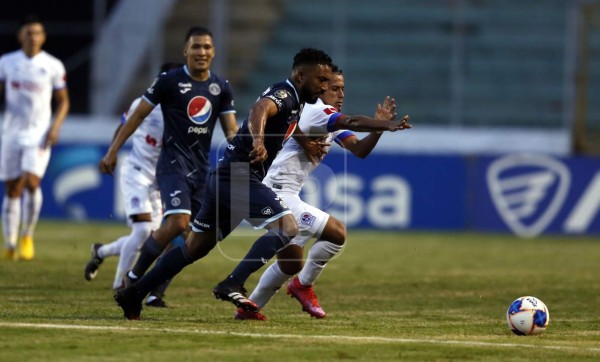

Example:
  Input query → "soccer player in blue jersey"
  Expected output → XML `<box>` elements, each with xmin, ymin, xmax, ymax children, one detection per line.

<box><xmin>235</xmin><ymin>67</ymin><xmax>411</xmax><ymax>320</ymax></box>
<box><xmin>113</xmin><ymin>48</ymin><xmax>333</xmax><ymax>320</ymax></box>
<box><xmin>98</xmin><ymin>27</ymin><xmax>238</xmax><ymax>293</ymax></box>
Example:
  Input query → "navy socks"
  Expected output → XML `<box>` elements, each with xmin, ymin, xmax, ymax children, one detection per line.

<box><xmin>134</xmin><ymin>243</ymin><xmax>194</xmax><ymax>296</ymax></box>
<box><xmin>229</xmin><ymin>229</ymin><xmax>291</xmax><ymax>285</ymax></box>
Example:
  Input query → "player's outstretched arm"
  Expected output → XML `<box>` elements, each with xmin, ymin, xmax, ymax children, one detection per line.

<box><xmin>339</xmin><ymin>97</ymin><xmax>411</xmax><ymax>158</ymax></box>
<box><xmin>335</xmin><ymin>113</ymin><xmax>412</xmax><ymax>132</ymax></box>
<box><xmin>332</xmin><ymin>97</ymin><xmax>411</xmax><ymax>133</ymax></box>
<box><xmin>99</xmin><ymin>99</ymin><xmax>154</xmax><ymax>175</ymax></box>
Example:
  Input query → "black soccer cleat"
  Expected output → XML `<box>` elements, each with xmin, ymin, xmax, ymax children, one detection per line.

<box><xmin>145</xmin><ymin>296</ymin><xmax>168</xmax><ymax>308</ymax></box>
<box><xmin>213</xmin><ymin>279</ymin><xmax>259</xmax><ymax>313</ymax></box>
<box><xmin>84</xmin><ymin>243</ymin><xmax>104</xmax><ymax>281</ymax></box>
<box><xmin>114</xmin><ymin>286</ymin><xmax>143</xmax><ymax>320</ymax></box>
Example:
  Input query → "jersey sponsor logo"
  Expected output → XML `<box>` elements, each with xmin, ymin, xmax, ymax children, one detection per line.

<box><xmin>188</xmin><ymin>126</ymin><xmax>209</xmax><ymax>134</ymax></box>
<box><xmin>261</xmin><ymin>206</ymin><xmax>274</xmax><ymax>216</ymax></box>
<box><xmin>300</xmin><ymin>212</ymin><xmax>316</xmax><ymax>226</ymax></box>
<box><xmin>171</xmin><ymin>196</ymin><xmax>181</xmax><ymax>207</ymax></box>
<box><xmin>487</xmin><ymin>154</ymin><xmax>571</xmax><ymax>238</ymax></box>
<box><xmin>10</xmin><ymin>80</ymin><xmax>42</xmax><ymax>92</ymax></box>
<box><xmin>179</xmin><ymin>82</ymin><xmax>192</xmax><ymax>94</ymax></box>
<box><xmin>209</xmin><ymin>83</ymin><xmax>221</xmax><ymax>96</ymax></box>
<box><xmin>266</xmin><ymin>94</ymin><xmax>283</xmax><ymax>108</ymax></box>
<box><xmin>323</xmin><ymin>107</ymin><xmax>338</xmax><ymax>115</ymax></box>
<box><xmin>187</xmin><ymin>96</ymin><xmax>213</xmax><ymax>124</ymax></box>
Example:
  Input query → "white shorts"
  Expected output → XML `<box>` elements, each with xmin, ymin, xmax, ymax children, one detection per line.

<box><xmin>0</xmin><ymin>138</ymin><xmax>51</xmax><ymax>181</ymax></box>
<box><xmin>276</xmin><ymin>191</ymin><xmax>329</xmax><ymax>247</ymax></box>
<box><xmin>119</xmin><ymin>162</ymin><xmax>162</xmax><ymax>220</ymax></box>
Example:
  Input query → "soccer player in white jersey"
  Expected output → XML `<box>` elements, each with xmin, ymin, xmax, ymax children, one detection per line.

<box><xmin>84</xmin><ymin>63</ymin><xmax>181</xmax><ymax>307</ymax></box>
<box><xmin>0</xmin><ymin>16</ymin><xmax>70</xmax><ymax>260</ymax></box>
<box><xmin>235</xmin><ymin>66</ymin><xmax>412</xmax><ymax>320</ymax></box>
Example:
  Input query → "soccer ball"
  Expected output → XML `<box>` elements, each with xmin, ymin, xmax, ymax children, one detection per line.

<box><xmin>506</xmin><ymin>296</ymin><xmax>549</xmax><ymax>335</ymax></box>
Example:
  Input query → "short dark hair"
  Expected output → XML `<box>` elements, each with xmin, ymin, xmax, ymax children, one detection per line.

<box><xmin>292</xmin><ymin>48</ymin><xmax>332</xmax><ymax>69</ymax></box>
<box><xmin>20</xmin><ymin>14</ymin><xmax>43</xmax><ymax>27</ymax></box>
<box><xmin>184</xmin><ymin>26</ymin><xmax>212</xmax><ymax>43</ymax></box>
<box><xmin>159</xmin><ymin>62</ymin><xmax>182</xmax><ymax>74</ymax></box>
<box><xmin>331</xmin><ymin>64</ymin><xmax>343</xmax><ymax>75</ymax></box>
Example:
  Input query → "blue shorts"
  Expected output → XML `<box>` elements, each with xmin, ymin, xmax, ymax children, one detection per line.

<box><xmin>192</xmin><ymin>162</ymin><xmax>291</xmax><ymax>238</ymax></box>
<box><xmin>157</xmin><ymin>172</ymin><xmax>205</xmax><ymax>217</ymax></box>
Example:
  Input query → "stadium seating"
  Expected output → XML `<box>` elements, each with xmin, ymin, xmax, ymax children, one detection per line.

<box><xmin>236</xmin><ymin>0</ymin><xmax>571</xmax><ymax>128</ymax></box>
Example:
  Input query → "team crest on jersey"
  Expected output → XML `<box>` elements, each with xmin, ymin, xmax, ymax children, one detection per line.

<box><xmin>300</xmin><ymin>212</ymin><xmax>316</xmax><ymax>226</ymax></box>
<box><xmin>274</xmin><ymin>90</ymin><xmax>288</xmax><ymax>99</ymax></box>
<box><xmin>261</xmin><ymin>207</ymin><xmax>274</xmax><ymax>216</ymax></box>
<box><xmin>187</xmin><ymin>96</ymin><xmax>213</xmax><ymax>124</ymax></box>
<box><xmin>209</xmin><ymin>83</ymin><xmax>221</xmax><ymax>95</ymax></box>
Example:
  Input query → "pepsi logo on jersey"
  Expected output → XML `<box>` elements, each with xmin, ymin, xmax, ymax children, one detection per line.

<box><xmin>187</xmin><ymin>96</ymin><xmax>212</xmax><ymax>124</ymax></box>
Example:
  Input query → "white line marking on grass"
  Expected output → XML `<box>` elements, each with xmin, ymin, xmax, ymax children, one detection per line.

<box><xmin>1</xmin><ymin>322</ymin><xmax>599</xmax><ymax>353</ymax></box>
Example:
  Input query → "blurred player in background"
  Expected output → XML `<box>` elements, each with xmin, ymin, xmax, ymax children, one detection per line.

<box><xmin>235</xmin><ymin>66</ymin><xmax>412</xmax><ymax>320</ymax></box>
<box><xmin>113</xmin><ymin>48</ymin><xmax>333</xmax><ymax>320</ymax></box>
<box><xmin>84</xmin><ymin>63</ymin><xmax>182</xmax><ymax>307</ymax></box>
<box><xmin>98</xmin><ymin>26</ymin><xmax>238</xmax><ymax>292</ymax></box>
<box><xmin>0</xmin><ymin>15</ymin><xmax>70</xmax><ymax>260</ymax></box>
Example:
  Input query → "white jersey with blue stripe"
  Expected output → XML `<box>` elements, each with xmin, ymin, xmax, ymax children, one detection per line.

<box><xmin>263</xmin><ymin>98</ymin><xmax>354</xmax><ymax>193</ymax></box>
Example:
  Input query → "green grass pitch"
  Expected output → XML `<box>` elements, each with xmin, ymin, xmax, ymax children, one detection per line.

<box><xmin>0</xmin><ymin>221</ymin><xmax>599</xmax><ymax>361</ymax></box>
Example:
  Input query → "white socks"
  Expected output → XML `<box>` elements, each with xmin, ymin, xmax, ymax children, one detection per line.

<box><xmin>113</xmin><ymin>221</ymin><xmax>153</xmax><ymax>290</ymax></box>
<box><xmin>298</xmin><ymin>241</ymin><xmax>343</xmax><ymax>286</ymax></box>
<box><xmin>249</xmin><ymin>262</ymin><xmax>293</xmax><ymax>309</ymax></box>
<box><xmin>249</xmin><ymin>241</ymin><xmax>344</xmax><ymax>310</ymax></box>
<box><xmin>21</xmin><ymin>188</ymin><xmax>42</xmax><ymax>238</ymax></box>
<box><xmin>2</xmin><ymin>197</ymin><xmax>20</xmax><ymax>249</ymax></box>
<box><xmin>98</xmin><ymin>236</ymin><xmax>129</xmax><ymax>258</ymax></box>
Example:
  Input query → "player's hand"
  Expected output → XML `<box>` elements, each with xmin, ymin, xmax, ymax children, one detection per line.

<box><xmin>44</xmin><ymin>129</ymin><xmax>60</xmax><ymax>148</ymax></box>
<box><xmin>98</xmin><ymin>152</ymin><xmax>118</xmax><ymax>175</ymax></box>
<box><xmin>389</xmin><ymin>115</ymin><xmax>412</xmax><ymax>132</ymax></box>
<box><xmin>303</xmin><ymin>138</ymin><xmax>330</xmax><ymax>164</ymax></box>
<box><xmin>375</xmin><ymin>96</ymin><xmax>397</xmax><ymax>121</ymax></box>
<box><xmin>249</xmin><ymin>141</ymin><xmax>268</xmax><ymax>165</ymax></box>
